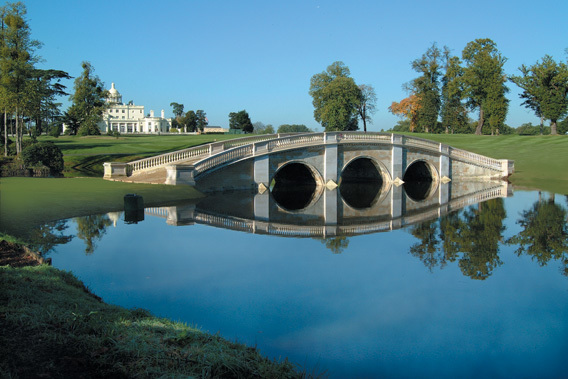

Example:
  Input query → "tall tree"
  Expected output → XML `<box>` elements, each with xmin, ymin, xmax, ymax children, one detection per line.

<box><xmin>309</xmin><ymin>61</ymin><xmax>361</xmax><ymax>131</ymax></box>
<box><xmin>510</xmin><ymin>55</ymin><xmax>568</xmax><ymax>135</ymax></box>
<box><xmin>462</xmin><ymin>38</ymin><xmax>509</xmax><ymax>135</ymax></box>
<box><xmin>67</xmin><ymin>61</ymin><xmax>107</xmax><ymax>136</ymax></box>
<box><xmin>195</xmin><ymin>109</ymin><xmax>208</xmax><ymax>132</ymax></box>
<box><xmin>410</xmin><ymin>43</ymin><xmax>442</xmax><ymax>133</ymax></box>
<box><xmin>441</xmin><ymin>48</ymin><xmax>468</xmax><ymax>134</ymax></box>
<box><xmin>229</xmin><ymin>110</ymin><xmax>253</xmax><ymax>133</ymax></box>
<box><xmin>28</xmin><ymin>68</ymin><xmax>71</xmax><ymax>136</ymax></box>
<box><xmin>180</xmin><ymin>110</ymin><xmax>197</xmax><ymax>132</ymax></box>
<box><xmin>357</xmin><ymin>84</ymin><xmax>377</xmax><ymax>132</ymax></box>
<box><xmin>0</xmin><ymin>2</ymin><xmax>40</xmax><ymax>154</ymax></box>
<box><xmin>170</xmin><ymin>102</ymin><xmax>184</xmax><ymax>118</ymax></box>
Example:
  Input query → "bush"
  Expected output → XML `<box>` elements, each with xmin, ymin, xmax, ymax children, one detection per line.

<box><xmin>49</xmin><ymin>124</ymin><xmax>62</xmax><ymax>138</ymax></box>
<box><xmin>21</xmin><ymin>142</ymin><xmax>64</xmax><ymax>176</ymax></box>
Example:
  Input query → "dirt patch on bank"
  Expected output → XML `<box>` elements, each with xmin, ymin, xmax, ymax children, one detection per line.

<box><xmin>0</xmin><ymin>240</ymin><xmax>50</xmax><ymax>267</ymax></box>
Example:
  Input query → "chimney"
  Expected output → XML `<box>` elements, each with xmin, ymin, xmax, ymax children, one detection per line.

<box><xmin>150</xmin><ymin>110</ymin><xmax>154</xmax><ymax>117</ymax></box>
<box><xmin>161</xmin><ymin>109</ymin><xmax>165</xmax><ymax>119</ymax></box>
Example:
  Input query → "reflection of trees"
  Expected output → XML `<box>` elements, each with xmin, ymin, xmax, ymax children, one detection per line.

<box><xmin>409</xmin><ymin>198</ymin><xmax>506</xmax><ymax>280</ymax></box>
<box><xmin>458</xmin><ymin>199</ymin><xmax>505</xmax><ymax>280</ymax></box>
<box><xmin>27</xmin><ymin>220</ymin><xmax>73</xmax><ymax>254</ymax></box>
<box><xmin>320</xmin><ymin>237</ymin><xmax>350</xmax><ymax>254</ymax></box>
<box><xmin>409</xmin><ymin>219</ymin><xmax>442</xmax><ymax>271</ymax></box>
<box><xmin>507</xmin><ymin>194</ymin><xmax>568</xmax><ymax>276</ymax></box>
<box><xmin>74</xmin><ymin>214</ymin><xmax>112</xmax><ymax>255</ymax></box>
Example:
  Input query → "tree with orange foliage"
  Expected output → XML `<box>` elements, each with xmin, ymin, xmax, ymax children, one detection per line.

<box><xmin>388</xmin><ymin>94</ymin><xmax>422</xmax><ymax>131</ymax></box>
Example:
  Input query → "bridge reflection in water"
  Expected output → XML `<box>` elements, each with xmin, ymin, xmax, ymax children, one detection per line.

<box><xmin>142</xmin><ymin>179</ymin><xmax>512</xmax><ymax>238</ymax></box>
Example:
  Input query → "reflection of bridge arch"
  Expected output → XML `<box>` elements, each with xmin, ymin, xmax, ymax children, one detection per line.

<box><xmin>271</xmin><ymin>161</ymin><xmax>324</xmax><ymax>211</ymax></box>
<box><xmin>403</xmin><ymin>160</ymin><xmax>437</xmax><ymax>202</ymax></box>
<box><xmin>339</xmin><ymin>156</ymin><xmax>390</xmax><ymax>209</ymax></box>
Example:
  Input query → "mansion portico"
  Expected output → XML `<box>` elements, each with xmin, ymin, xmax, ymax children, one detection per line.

<box><xmin>99</xmin><ymin>83</ymin><xmax>172</xmax><ymax>134</ymax></box>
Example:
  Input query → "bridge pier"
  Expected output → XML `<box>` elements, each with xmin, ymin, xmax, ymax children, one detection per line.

<box><xmin>324</xmin><ymin>134</ymin><xmax>338</xmax><ymax>185</ymax></box>
<box><xmin>391</xmin><ymin>134</ymin><xmax>405</xmax><ymax>183</ymax></box>
<box><xmin>254</xmin><ymin>155</ymin><xmax>270</xmax><ymax>190</ymax></box>
<box><xmin>165</xmin><ymin>164</ymin><xmax>196</xmax><ymax>186</ymax></box>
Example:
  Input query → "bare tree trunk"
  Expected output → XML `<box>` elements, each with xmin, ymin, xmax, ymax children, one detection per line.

<box><xmin>475</xmin><ymin>108</ymin><xmax>484</xmax><ymax>135</ymax></box>
<box><xmin>4</xmin><ymin>110</ymin><xmax>7</xmax><ymax>157</ymax></box>
<box><xmin>15</xmin><ymin>107</ymin><xmax>20</xmax><ymax>154</ymax></box>
<box><xmin>551</xmin><ymin>120</ymin><xmax>558</xmax><ymax>135</ymax></box>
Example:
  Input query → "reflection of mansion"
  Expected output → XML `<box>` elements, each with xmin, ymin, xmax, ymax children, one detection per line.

<box><xmin>99</xmin><ymin>83</ymin><xmax>172</xmax><ymax>134</ymax></box>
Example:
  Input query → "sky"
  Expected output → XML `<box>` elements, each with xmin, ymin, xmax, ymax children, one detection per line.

<box><xmin>19</xmin><ymin>0</ymin><xmax>568</xmax><ymax>131</ymax></box>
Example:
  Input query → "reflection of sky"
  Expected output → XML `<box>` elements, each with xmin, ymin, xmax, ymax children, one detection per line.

<box><xmin>51</xmin><ymin>190</ymin><xmax>568</xmax><ymax>378</ymax></box>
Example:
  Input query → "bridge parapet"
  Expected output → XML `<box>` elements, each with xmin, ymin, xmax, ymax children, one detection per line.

<box><xmin>105</xmin><ymin>133</ymin><xmax>296</xmax><ymax>178</ymax></box>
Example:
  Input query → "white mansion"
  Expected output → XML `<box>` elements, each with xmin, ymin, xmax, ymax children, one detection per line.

<box><xmin>98</xmin><ymin>83</ymin><xmax>172</xmax><ymax>134</ymax></box>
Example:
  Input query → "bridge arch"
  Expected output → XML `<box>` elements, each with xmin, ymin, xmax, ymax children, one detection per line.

<box><xmin>270</xmin><ymin>161</ymin><xmax>324</xmax><ymax>211</ymax></box>
<box><xmin>403</xmin><ymin>159</ymin><xmax>437</xmax><ymax>202</ymax></box>
<box><xmin>339</xmin><ymin>156</ymin><xmax>390</xmax><ymax>209</ymax></box>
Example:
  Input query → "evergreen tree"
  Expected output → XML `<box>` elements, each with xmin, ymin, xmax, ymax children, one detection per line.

<box><xmin>67</xmin><ymin>61</ymin><xmax>107</xmax><ymax>136</ymax></box>
<box><xmin>0</xmin><ymin>2</ymin><xmax>40</xmax><ymax>154</ymax></box>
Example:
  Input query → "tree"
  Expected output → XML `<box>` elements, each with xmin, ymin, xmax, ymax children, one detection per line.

<box><xmin>170</xmin><ymin>102</ymin><xmax>184</xmax><ymax>118</ymax></box>
<box><xmin>507</xmin><ymin>195</ymin><xmax>568</xmax><ymax>273</ymax></box>
<box><xmin>357</xmin><ymin>84</ymin><xmax>377</xmax><ymax>132</ymax></box>
<box><xmin>229</xmin><ymin>110</ymin><xmax>253</xmax><ymax>133</ymax></box>
<box><xmin>0</xmin><ymin>2</ymin><xmax>41</xmax><ymax>154</ymax></box>
<box><xmin>21</xmin><ymin>141</ymin><xmax>64</xmax><ymax>175</ymax></box>
<box><xmin>441</xmin><ymin>48</ymin><xmax>468</xmax><ymax>134</ymax></box>
<box><xmin>409</xmin><ymin>43</ymin><xmax>443</xmax><ymax>133</ymax></box>
<box><xmin>180</xmin><ymin>110</ymin><xmax>197</xmax><ymax>132</ymax></box>
<box><xmin>28</xmin><ymin>68</ymin><xmax>71</xmax><ymax>136</ymax></box>
<box><xmin>195</xmin><ymin>109</ymin><xmax>208</xmax><ymax>132</ymax></box>
<box><xmin>462</xmin><ymin>38</ymin><xmax>509</xmax><ymax>135</ymax></box>
<box><xmin>510</xmin><ymin>55</ymin><xmax>568</xmax><ymax>135</ymax></box>
<box><xmin>67</xmin><ymin>61</ymin><xmax>107</xmax><ymax>136</ymax></box>
<box><xmin>388</xmin><ymin>94</ymin><xmax>421</xmax><ymax>131</ymax></box>
<box><xmin>253</xmin><ymin>122</ymin><xmax>275</xmax><ymax>134</ymax></box>
<box><xmin>277</xmin><ymin>124</ymin><xmax>311</xmax><ymax>133</ymax></box>
<box><xmin>309</xmin><ymin>61</ymin><xmax>361</xmax><ymax>131</ymax></box>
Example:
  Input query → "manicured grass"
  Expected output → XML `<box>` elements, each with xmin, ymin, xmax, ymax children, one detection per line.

<box><xmin>39</xmin><ymin>134</ymin><xmax>237</xmax><ymax>177</ymax></box>
<box><xmin>0</xmin><ymin>264</ymin><xmax>305</xmax><ymax>378</ymax></box>
<box><xmin>400</xmin><ymin>133</ymin><xmax>568</xmax><ymax>194</ymax></box>
<box><xmin>0</xmin><ymin>177</ymin><xmax>202</xmax><ymax>239</ymax></box>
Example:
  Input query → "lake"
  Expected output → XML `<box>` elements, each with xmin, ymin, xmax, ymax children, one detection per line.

<box><xmin>35</xmin><ymin>186</ymin><xmax>568</xmax><ymax>378</ymax></box>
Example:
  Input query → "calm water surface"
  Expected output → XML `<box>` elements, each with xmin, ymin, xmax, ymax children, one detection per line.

<box><xmin>39</xmin><ymin>189</ymin><xmax>568</xmax><ymax>378</ymax></box>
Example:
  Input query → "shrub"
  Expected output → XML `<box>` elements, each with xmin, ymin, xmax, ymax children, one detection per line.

<box><xmin>21</xmin><ymin>142</ymin><xmax>64</xmax><ymax>176</ymax></box>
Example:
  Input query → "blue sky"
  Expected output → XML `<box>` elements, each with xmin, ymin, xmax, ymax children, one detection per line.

<box><xmin>22</xmin><ymin>0</ymin><xmax>568</xmax><ymax>131</ymax></box>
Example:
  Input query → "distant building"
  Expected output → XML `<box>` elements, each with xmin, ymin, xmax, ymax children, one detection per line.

<box><xmin>203</xmin><ymin>126</ymin><xmax>228</xmax><ymax>134</ymax></box>
<box><xmin>98</xmin><ymin>83</ymin><xmax>172</xmax><ymax>134</ymax></box>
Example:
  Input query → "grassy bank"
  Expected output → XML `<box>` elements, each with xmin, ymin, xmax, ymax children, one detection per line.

<box><xmin>0</xmin><ymin>263</ymin><xmax>305</xmax><ymax>378</ymax></box>
<box><xmin>398</xmin><ymin>133</ymin><xmax>568</xmax><ymax>194</ymax></box>
<box><xmin>0</xmin><ymin>177</ymin><xmax>202</xmax><ymax>239</ymax></box>
<box><xmin>41</xmin><ymin>134</ymin><xmax>237</xmax><ymax>177</ymax></box>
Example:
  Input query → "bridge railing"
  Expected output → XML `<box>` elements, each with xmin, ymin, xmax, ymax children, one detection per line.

<box><xmin>192</xmin><ymin>132</ymin><xmax>509</xmax><ymax>177</ymax></box>
<box><xmin>117</xmin><ymin>131</ymin><xmax>510</xmax><ymax>179</ymax></box>
<box><xmin>125</xmin><ymin>133</ymin><xmax>295</xmax><ymax>176</ymax></box>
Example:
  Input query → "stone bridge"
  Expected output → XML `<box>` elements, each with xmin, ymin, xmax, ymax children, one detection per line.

<box><xmin>104</xmin><ymin>132</ymin><xmax>514</xmax><ymax>195</ymax></box>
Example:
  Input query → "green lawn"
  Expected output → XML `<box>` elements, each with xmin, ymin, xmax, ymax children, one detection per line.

<box><xmin>40</xmin><ymin>134</ymin><xmax>237</xmax><ymax>177</ymax></box>
<box><xmin>403</xmin><ymin>133</ymin><xmax>568</xmax><ymax>194</ymax></box>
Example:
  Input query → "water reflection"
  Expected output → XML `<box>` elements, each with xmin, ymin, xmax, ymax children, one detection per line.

<box><xmin>409</xmin><ymin>198</ymin><xmax>506</xmax><ymax>280</ymax></box>
<box><xmin>507</xmin><ymin>193</ymin><xmax>568</xmax><ymax>276</ymax></box>
<box><xmin>43</xmin><ymin>189</ymin><xmax>568</xmax><ymax>378</ymax></box>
